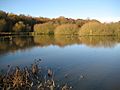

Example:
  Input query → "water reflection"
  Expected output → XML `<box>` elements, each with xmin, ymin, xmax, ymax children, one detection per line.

<box><xmin>1</xmin><ymin>35</ymin><xmax>120</xmax><ymax>90</ymax></box>
<box><xmin>79</xmin><ymin>36</ymin><xmax>119</xmax><ymax>48</ymax></box>
<box><xmin>0</xmin><ymin>35</ymin><xmax>120</xmax><ymax>55</ymax></box>
<box><xmin>55</xmin><ymin>35</ymin><xmax>81</xmax><ymax>47</ymax></box>
<box><xmin>34</xmin><ymin>35</ymin><xmax>55</xmax><ymax>47</ymax></box>
<box><xmin>0</xmin><ymin>36</ymin><xmax>34</xmax><ymax>55</ymax></box>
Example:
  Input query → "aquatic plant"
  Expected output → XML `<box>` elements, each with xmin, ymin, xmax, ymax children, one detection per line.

<box><xmin>0</xmin><ymin>59</ymin><xmax>72</xmax><ymax>90</ymax></box>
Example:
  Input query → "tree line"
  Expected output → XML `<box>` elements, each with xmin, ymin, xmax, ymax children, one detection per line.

<box><xmin>0</xmin><ymin>10</ymin><xmax>120</xmax><ymax>36</ymax></box>
<box><xmin>0</xmin><ymin>10</ymin><xmax>50</xmax><ymax>33</ymax></box>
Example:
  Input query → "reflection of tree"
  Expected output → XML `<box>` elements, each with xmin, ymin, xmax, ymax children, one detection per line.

<box><xmin>34</xmin><ymin>35</ymin><xmax>120</xmax><ymax>48</ymax></box>
<box><xmin>34</xmin><ymin>35</ymin><xmax>81</xmax><ymax>47</ymax></box>
<box><xmin>0</xmin><ymin>38</ymin><xmax>9</xmax><ymax>50</ymax></box>
<box><xmin>54</xmin><ymin>35</ymin><xmax>80</xmax><ymax>47</ymax></box>
<box><xmin>0</xmin><ymin>36</ymin><xmax>120</xmax><ymax>55</ymax></box>
<box><xmin>13</xmin><ymin>36</ymin><xmax>35</xmax><ymax>49</ymax></box>
<box><xmin>34</xmin><ymin>35</ymin><xmax>55</xmax><ymax>47</ymax></box>
<box><xmin>79</xmin><ymin>36</ymin><xmax>119</xmax><ymax>48</ymax></box>
<box><xmin>13</xmin><ymin>37</ymin><xmax>26</xmax><ymax>47</ymax></box>
<box><xmin>0</xmin><ymin>36</ymin><xmax>34</xmax><ymax>55</ymax></box>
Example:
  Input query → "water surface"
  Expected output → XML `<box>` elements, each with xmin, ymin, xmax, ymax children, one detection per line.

<box><xmin>0</xmin><ymin>35</ymin><xmax>120</xmax><ymax>90</ymax></box>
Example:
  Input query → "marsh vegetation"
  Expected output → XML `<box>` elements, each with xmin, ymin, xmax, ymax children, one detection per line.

<box><xmin>0</xmin><ymin>59</ymin><xmax>72</xmax><ymax>90</ymax></box>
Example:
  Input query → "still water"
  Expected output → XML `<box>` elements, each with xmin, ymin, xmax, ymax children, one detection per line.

<box><xmin>0</xmin><ymin>35</ymin><xmax>120</xmax><ymax>90</ymax></box>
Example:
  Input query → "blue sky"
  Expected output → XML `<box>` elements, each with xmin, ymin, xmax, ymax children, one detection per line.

<box><xmin>0</xmin><ymin>0</ymin><xmax>120</xmax><ymax>22</ymax></box>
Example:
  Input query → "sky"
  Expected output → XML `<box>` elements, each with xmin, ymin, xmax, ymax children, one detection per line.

<box><xmin>0</xmin><ymin>0</ymin><xmax>120</xmax><ymax>22</ymax></box>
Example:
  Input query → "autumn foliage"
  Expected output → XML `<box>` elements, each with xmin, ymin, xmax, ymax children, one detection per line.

<box><xmin>0</xmin><ymin>10</ymin><xmax>120</xmax><ymax>36</ymax></box>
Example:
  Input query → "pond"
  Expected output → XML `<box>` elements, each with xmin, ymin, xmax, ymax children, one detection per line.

<box><xmin>0</xmin><ymin>35</ymin><xmax>120</xmax><ymax>90</ymax></box>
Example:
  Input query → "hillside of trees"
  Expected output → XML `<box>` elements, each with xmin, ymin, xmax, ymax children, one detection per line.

<box><xmin>0</xmin><ymin>10</ymin><xmax>50</xmax><ymax>34</ymax></box>
<box><xmin>0</xmin><ymin>10</ymin><xmax>120</xmax><ymax>36</ymax></box>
